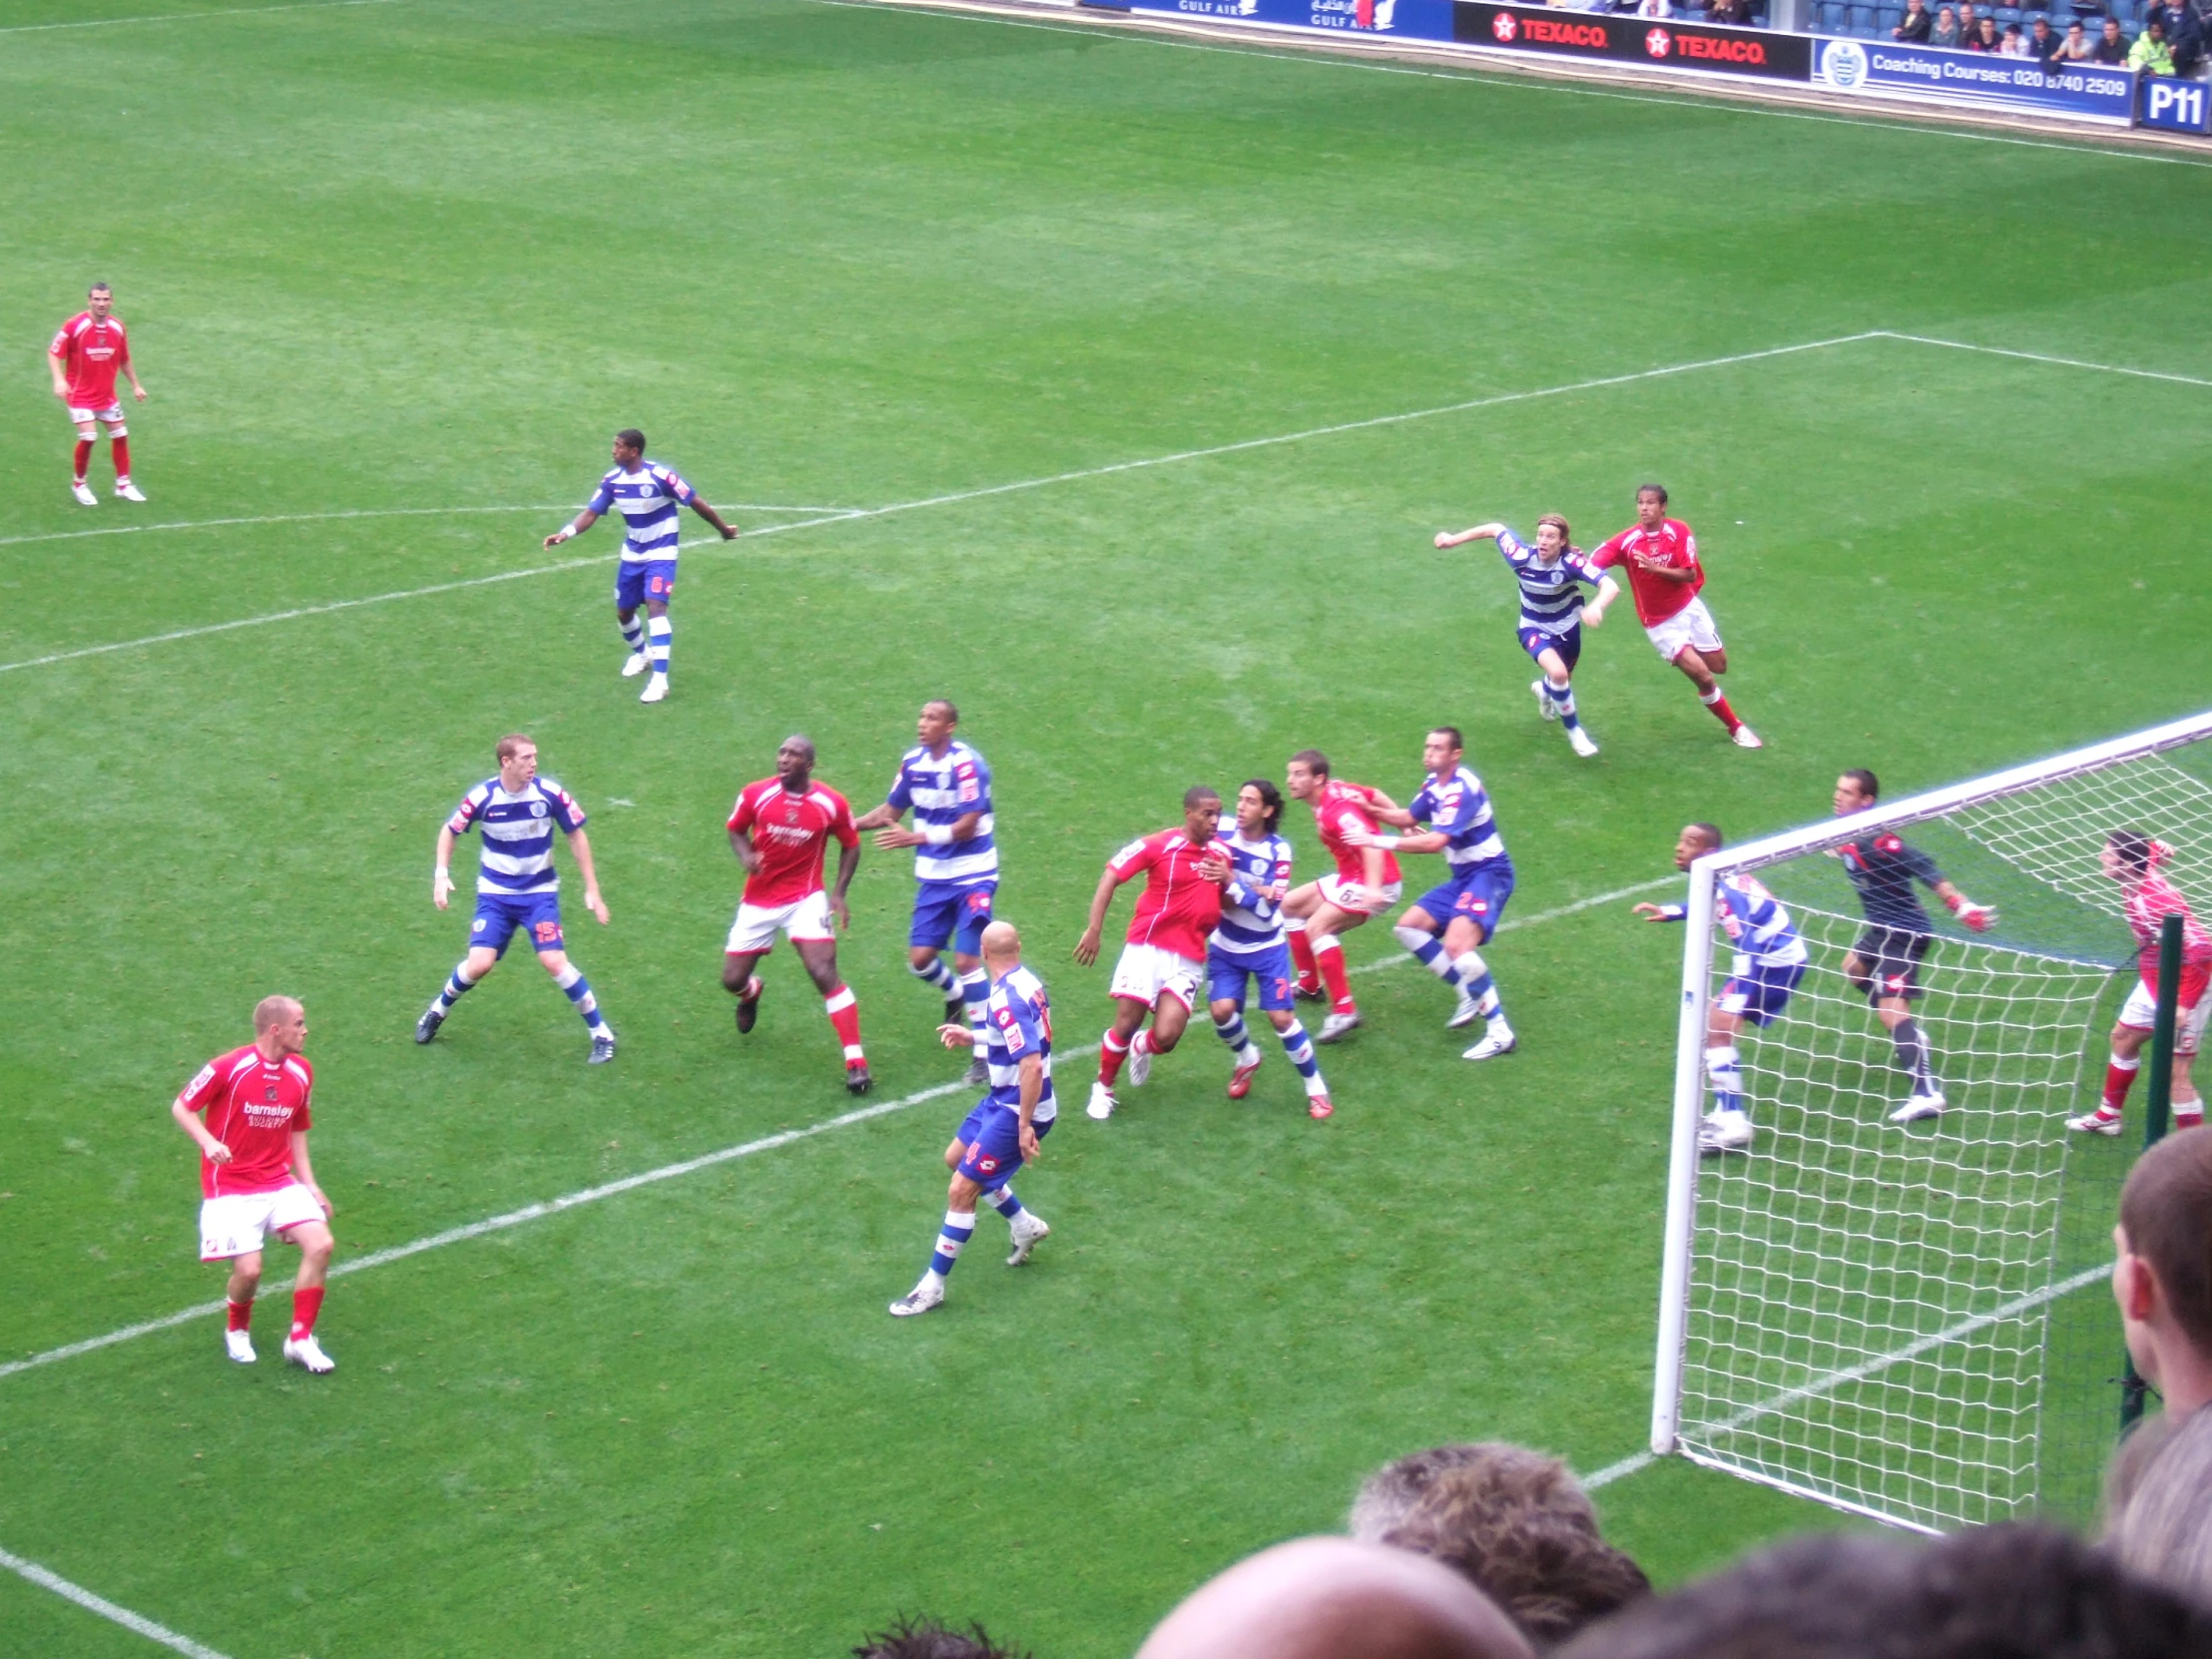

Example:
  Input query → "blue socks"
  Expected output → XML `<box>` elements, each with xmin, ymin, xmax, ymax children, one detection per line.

<box><xmin>553</xmin><ymin>963</ymin><xmax>607</xmax><ymax>1031</ymax></box>
<box><xmin>433</xmin><ymin>963</ymin><xmax>478</xmax><ymax>1013</ymax></box>
<box><xmin>911</xmin><ymin>957</ymin><xmax>957</xmax><ymax>995</ymax></box>
<box><xmin>927</xmin><ymin>1209</ymin><xmax>976</xmax><ymax>1280</ymax></box>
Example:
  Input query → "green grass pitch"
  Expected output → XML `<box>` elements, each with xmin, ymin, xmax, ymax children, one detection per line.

<box><xmin>3</xmin><ymin>0</ymin><xmax>2211</xmax><ymax>1651</ymax></box>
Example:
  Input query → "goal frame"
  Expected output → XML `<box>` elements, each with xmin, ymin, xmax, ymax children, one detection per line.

<box><xmin>1647</xmin><ymin>708</ymin><xmax>2212</xmax><ymax>1490</ymax></box>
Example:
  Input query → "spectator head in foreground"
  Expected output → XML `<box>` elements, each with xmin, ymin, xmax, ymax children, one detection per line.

<box><xmin>1552</xmin><ymin>1523</ymin><xmax>2212</xmax><ymax>1659</ymax></box>
<box><xmin>2104</xmin><ymin>1125</ymin><xmax>2212</xmax><ymax>1603</ymax></box>
<box><xmin>852</xmin><ymin>1615</ymin><xmax>1028</xmax><ymax>1659</ymax></box>
<box><xmin>1352</xmin><ymin>1444</ymin><xmax>1649</xmax><ymax>1648</ymax></box>
<box><xmin>1137</xmin><ymin>1536</ymin><xmax>1535</xmax><ymax>1659</ymax></box>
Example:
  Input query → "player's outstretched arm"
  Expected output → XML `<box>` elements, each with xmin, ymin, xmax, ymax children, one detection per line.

<box><xmin>935</xmin><ymin>1022</ymin><xmax>978</xmax><ymax>1049</ymax></box>
<box><xmin>545</xmin><ymin>508</ymin><xmax>601</xmax><ymax>550</ymax></box>
<box><xmin>1932</xmin><ymin>877</ymin><xmax>1997</xmax><ymax>931</ymax></box>
<box><xmin>1073</xmin><ymin>866</ymin><xmax>1123</xmax><ymax>965</ymax></box>
<box><xmin>433</xmin><ymin>825</ymin><xmax>459</xmax><ymax>909</ymax></box>
<box><xmin>289</xmin><ymin>1129</ymin><xmax>333</xmax><ymax>1219</ymax></box>
<box><xmin>1632</xmin><ymin>901</ymin><xmax>1687</xmax><ymax>923</ymax></box>
<box><xmin>1433</xmin><ymin>522</ymin><xmax>1504</xmax><ymax>550</ymax></box>
<box><xmin>689</xmin><ymin>498</ymin><xmax>739</xmax><ymax>540</ymax></box>
<box><xmin>1582</xmin><ymin>574</ymin><xmax>1623</xmax><ymax>626</ymax></box>
<box><xmin>566</xmin><ymin>828</ymin><xmax>610</xmax><ymax>924</ymax></box>
<box><xmin>851</xmin><ymin>802</ymin><xmax>900</xmax><ymax>833</ymax></box>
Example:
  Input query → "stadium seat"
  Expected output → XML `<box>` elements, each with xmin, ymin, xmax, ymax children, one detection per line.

<box><xmin>1993</xmin><ymin>6</ymin><xmax>2022</xmax><ymax>21</ymax></box>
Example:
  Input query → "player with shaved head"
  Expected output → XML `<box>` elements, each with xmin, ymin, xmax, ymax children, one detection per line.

<box><xmin>50</xmin><ymin>281</ymin><xmax>148</xmax><ymax>506</ymax></box>
<box><xmin>173</xmin><ymin>996</ymin><xmax>337</xmax><ymax>1372</ymax></box>
<box><xmin>724</xmin><ymin>735</ymin><xmax>871</xmax><ymax>1093</ymax></box>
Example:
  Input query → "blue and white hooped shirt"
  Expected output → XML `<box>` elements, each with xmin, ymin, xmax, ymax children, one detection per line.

<box><xmin>446</xmin><ymin>778</ymin><xmax>586</xmax><ymax>895</ymax></box>
<box><xmin>1408</xmin><ymin>766</ymin><xmax>1509</xmax><ymax>870</ymax></box>
<box><xmin>982</xmin><ymin>963</ymin><xmax>1056</xmax><ymax>1124</ymax></box>
<box><xmin>585</xmin><ymin>462</ymin><xmax>696</xmax><ymax>563</ymax></box>
<box><xmin>1210</xmin><ymin>830</ymin><xmax>1294</xmax><ymax>961</ymax></box>
<box><xmin>885</xmin><ymin>741</ymin><xmax>997</xmax><ymax>888</ymax></box>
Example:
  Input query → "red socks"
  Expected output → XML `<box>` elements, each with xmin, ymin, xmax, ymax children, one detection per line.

<box><xmin>1099</xmin><ymin>1028</ymin><xmax>1130</xmax><ymax>1085</ymax></box>
<box><xmin>2104</xmin><ymin>1056</ymin><xmax>2141</xmax><ymax>1114</ymax></box>
<box><xmin>1700</xmin><ymin>688</ymin><xmax>1742</xmax><ymax>732</ymax></box>
<box><xmin>112</xmin><ymin>435</ymin><xmax>131</xmax><ymax>481</ymax></box>
<box><xmin>227</xmin><ymin>1298</ymin><xmax>254</xmax><ymax>1333</ymax></box>
<box><xmin>1290</xmin><ymin>926</ymin><xmax>1320</xmax><ymax>994</ymax></box>
<box><xmin>1314</xmin><ymin>934</ymin><xmax>1355</xmax><ymax>1015</ymax></box>
<box><xmin>73</xmin><ymin>438</ymin><xmax>93</xmax><ymax>482</ymax></box>
<box><xmin>824</xmin><ymin>985</ymin><xmax>864</xmax><ymax>1064</ymax></box>
<box><xmin>289</xmin><ymin>1286</ymin><xmax>324</xmax><ymax>1341</ymax></box>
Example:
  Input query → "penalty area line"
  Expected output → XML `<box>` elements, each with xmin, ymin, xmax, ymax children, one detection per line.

<box><xmin>0</xmin><ymin>0</ymin><xmax>396</xmax><ymax>33</ymax></box>
<box><xmin>0</xmin><ymin>502</ymin><xmax>862</xmax><ymax>552</ymax></box>
<box><xmin>0</xmin><ymin>1544</ymin><xmax>235</xmax><ymax>1659</ymax></box>
<box><xmin>0</xmin><ymin>333</ymin><xmax>1876</xmax><ymax>678</ymax></box>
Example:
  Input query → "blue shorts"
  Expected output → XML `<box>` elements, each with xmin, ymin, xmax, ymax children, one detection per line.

<box><xmin>614</xmin><ymin>559</ymin><xmax>678</xmax><ymax>613</ymax></box>
<box><xmin>469</xmin><ymin>890</ymin><xmax>565</xmax><ymax>959</ymax></box>
<box><xmin>910</xmin><ymin>882</ymin><xmax>995</xmax><ymax>953</ymax></box>
<box><xmin>1208</xmin><ymin>943</ymin><xmax>1296</xmax><ymax>1012</ymax></box>
<box><xmin>1412</xmin><ymin>862</ymin><xmax>1515</xmax><ymax>941</ymax></box>
<box><xmin>1718</xmin><ymin>961</ymin><xmax>1805</xmax><ymax>1027</ymax></box>
<box><xmin>955</xmin><ymin>1104</ymin><xmax>1054</xmax><ymax>1191</ymax></box>
<box><xmin>1518</xmin><ymin>623</ymin><xmax>1581</xmax><ymax>672</ymax></box>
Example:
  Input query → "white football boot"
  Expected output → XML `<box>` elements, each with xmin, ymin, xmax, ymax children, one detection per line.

<box><xmin>1889</xmin><ymin>1090</ymin><xmax>1945</xmax><ymax>1125</ymax></box>
<box><xmin>1567</xmin><ymin>726</ymin><xmax>1600</xmax><ymax>758</ymax></box>
<box><xmin>71</xmin><ymin>481</ymin><xmax>98</xmax><ymax>507</ymax></box>
<box><xmin>1006</xmin><ymin>1211</ymin><xmax>1051</xmax><ymax>1266</ymax></box>
<box><xmin>1446</xmin><ymin>992</ymin><xmax>1483</xmax><ymax>1030</ymax></box>
<box><xmin>888</xmin><ymin>1279</ymin><xmax>945</xmax><ymax>1318</ymax></box>
<box><xmin>639</xmin><ymin>674</ymin><xmax>670</xmax><ymax>704</ymax></box>
<box><xmin>1731</xmin><ymin>725</ymin><xmax>1764</xmax><ymax>750</ymax></box>
<box><xmin>621</xmin><ymin>651</ymin><xmax>650</xmax><ymax>679</ymax></box>
<box><xmin>1531</xmin><ymin>680</ymin><xmax>1557</xmax><ymax>721</ymax></box>
<box><xmin>1699</xmin><ymin>1109</ymin><xmax>1756</xmax><ymax>1154</ymax></box>
<box><xmin>1317</xmin><ymin>1010</ymin><xmax>1362</xmax><ymax>1044</ymax></box>
<box><xmin>1126</xmin><ymin>1034</ymin><xmax>1153</xmax><ymax>1087</ymax></box>
<box><xmin>282</xmin><ymin>1334</ymin><xmax>335</xmax><ymax>1374</ymax></box>
<box><xmin>1086</xmin><ymin>1080</ymin><xmax>1117</xmax><ymax>1121</ymax></box>
<box><xmin>2065</xmin><ymin>1108</ymin><xmax>2125</xmax><ymax>1137</ymax></box>
<box><xmin>115</xmin><ymin>481</ymin><xmax>147</xmax><ymax>502</ymax></box>
<box><xmin>225</xmin><ymin>1329</ymin><xmax>257</xmax><ymax>1365</ymax></box>
<box><xmin>1461</xmin><ymin>1023</ymin><xmax>1517</xmax><ymax>1061</ymax></box>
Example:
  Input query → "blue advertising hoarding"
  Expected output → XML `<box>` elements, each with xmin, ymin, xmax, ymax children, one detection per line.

<box><xmin>1125</xmin><ymin>0</ymin><xmax>1457</xmax><ymax>46</ymax></box>
<box><xmin>2140</xmin><ymin>72</ymin><xmax>2212</xmax><ymax>132</ymax></box>
<box><xmin>1812</xmin><ymin>36</ymin><xmax>2136</xmax><ymax>124</ymax></box>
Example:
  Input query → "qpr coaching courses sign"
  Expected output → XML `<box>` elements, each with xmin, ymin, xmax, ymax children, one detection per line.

<box><xmin>1453</xmin><ymin>1</ymin><xmax>1812</xmax><ymax>80</ymax></box>
<box><xmin>1813</xmin><ymin>36</ymin><xmax>2135</xmax><ymax>122</ymax></box>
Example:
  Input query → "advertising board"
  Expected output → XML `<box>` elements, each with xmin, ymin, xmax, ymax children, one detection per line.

<box><xmin>1453</xmin><ymin>3</ymin><xmax>1813</xmax><ymax>80</ymax></box>
<box><xmin>1811</xmin><ymin>37</ymin><xmax>2136</xmax><ymax>124</ymax></box>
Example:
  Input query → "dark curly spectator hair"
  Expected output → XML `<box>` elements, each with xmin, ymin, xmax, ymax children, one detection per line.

<box><xmin>1554</xmin><ymin>1522</ymin><xmax>2212</xmax><ymax>1659</ymax></box>
<box><xmin>852</xmin><ymin>1614</ymin><xmax>1030</xmax><ymax>1659</ymax></box>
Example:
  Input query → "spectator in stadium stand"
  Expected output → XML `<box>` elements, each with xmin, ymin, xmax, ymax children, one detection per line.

<box><xmin>2053</xmin><ymin>18</ymin><xmax>2097</xmax><ymax>58</ymax></box>
<box><xmin>2130</xmin><ymin>16</ymin><xmax>2176</xmax><ymax>70</ymax></box>
<box><xmin>1707</xmin><ymin>0</ymin><xmax>1752</xmax><ymax>24</ymax></box>
<box><xmin>1964</xmin><ymin>14</ymin><xmax>2003</xmax><ymax>47</ymax></box>
<box><xmin>1894</xmin><ymin>0</ymin><xmax>1935</xmax><ymax>41</ymax></box>
<box><xmin>1997</xmin><ymin>22</ymin><xmax>2030</xmax><ymax>52</ymax></box>
<box><xmin>1351</xmin><ymin>1444</ymin><xmax>1652</xmax><ymax>1650</ymax></box>
<box><xmin>2156</xmin><ymin>0</ymin><xmax>2203</xmax><ymax>73</ymax></box>
<box><xmin>1931</xmin><ymin>3</ymin><xmax>1960</xmax><ymax>41</ymax></box>
<box><xmin>1137</xmin><ymin>1537</ymin><xmax>1535</xmax><ymax>1659</ymax></box>
<box><xmin>2101</xmin><ymin>1128</ymin><xmax>2212</xmax><ymax>1607</ymax></box>
<box><xmin>852</xmin><ymin>1617</ymin><xmax>1028</xmax><ymax>1659</ymax></box>
<box><xmin>2094</xmin><ymin>15</ymin><xmax>2131</xmax><ymax>58</ymax></box>
<box><xmin>1954</xmin><ymin>1</ymin><xmax>1978</xmax><ymax>41</ymax></box>
<box><xmin>1550</xmin><ymin>1524</ymin><xmax>2212</xmax><ymax>1659</ymax></box>
<box><xmin>2027</xmin><ymin>14</ymin><xmax>2063</xmax><ymax>60</ymax></box>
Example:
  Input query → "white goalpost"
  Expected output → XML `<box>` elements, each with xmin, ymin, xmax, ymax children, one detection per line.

<box><xmin>1648</xmin><ymin>709</ymin><xmax>2212</xmax><ymax>1534</ymax></box>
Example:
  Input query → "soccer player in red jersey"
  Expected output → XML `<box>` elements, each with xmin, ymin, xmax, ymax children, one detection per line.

<box><xmin>50</xmin><ymin>281</ymin><xmax>148</xmax><ymax>506</ymax></box>
<box><xmin>723</xmin><ymin>735</ymin><xmax>872</xmax><ymax>1094</ymax></box>
<box><xmin>2069</xmin><ymin>830</ymin><xmax>2211</xmax><ymax>1137</ymax></box>
<box><xmin>1583</xmin><ymin>483</ymin><xmax>1762</xmax><ymax>750</ymax></box>
<box><xmin>1281</xmin><ymin>751</ymin><xmax>1403</xmax><ymax>1043</ymax></box>
<box><xmin>172</xmin><ymin>996</ymin><xmax>336</xmax><ymax>1373</ymax></box>
<box><xmin>1074</xmin><ymin>787</ymin><xmax>1233</xmax><ymax>1120</ymax></box>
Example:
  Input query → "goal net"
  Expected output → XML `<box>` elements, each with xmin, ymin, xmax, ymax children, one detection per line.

<box><xmin>1648</xmin><ymin>711</ymin><xmax>2212</xmax><ymax>1534</ymax></box>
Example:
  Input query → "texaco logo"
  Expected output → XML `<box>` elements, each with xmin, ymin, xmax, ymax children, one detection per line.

<box><xmin>1646</xmin><ymin>26</ymin><xmax>1671</xmax><ymax>54</ymax></box>
<box><xmin>1492</xmin><ymin>11</ymin><xmax>1516</xmax><ymax>38</ymax></box>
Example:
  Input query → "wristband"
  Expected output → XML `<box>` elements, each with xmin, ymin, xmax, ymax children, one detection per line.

<box><xmin>1372</xmin><ymin>834</ymin><xmax>1401</xmax><ymax>851</ymax></box>
<box><xmin>435</xmin><ymin>865</ymin><xmax>451</xmax><ymax>880</ymax></box>
<box><xmin>1944</xmin><ymin>892</ymin><xmax>1964</xmax><ymax>912</ymax></box>
<box><xmin>554</xmin><ymin>522</ymin><xmax>581</xmax><ymax>543</ymax></box>
<box><xmin>922</xmin><ymin>823</ymin><xmax>954</xmax><ymax>846</ymax></box>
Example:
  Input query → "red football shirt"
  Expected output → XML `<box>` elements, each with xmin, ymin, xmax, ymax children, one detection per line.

<box><xmin>50</xmin><ymin>311</ymin><xmax>130</xmax><ymax>409</ymax></box>
<box><xmin>176</xmin><ymin>1045</ymin><xmax>313</xmax><ymax>1199</ymax></box>
<box><xmin>1588</xmin><ymin>517</ymin><xmax>1704</xmax><ymax>626</ymax></box>
<box><xmin>2123</xmin><ymin>872</ymin><xmax>2212</xmax><ymax>990</ymax></box>
<box><xmin>1107</xmin><ymin>829</ymin><xmax>1227</xmax><ymax>963</ymax></box>
<box><xmin>728</xmin><ymin>778</ymin><xmax>858</xmax><ymax>906</ymax></box>
<box><xmin>1315</xmin><ymin>782</ymin><xmax>1402</xmax><ymax>887</ymax></box>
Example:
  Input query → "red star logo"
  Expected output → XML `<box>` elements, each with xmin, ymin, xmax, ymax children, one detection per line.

<box><xmin>1492</xmin><ymin>11</ymin><xmax>1516</xmax><ymax>38</ymax></box>
<box><xmin>1646</xmin><ymin>26</ymin><xmax>1671</xmax><ymax>54</ymax></box>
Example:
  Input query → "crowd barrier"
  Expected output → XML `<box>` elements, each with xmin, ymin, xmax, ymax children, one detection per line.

<box><xmin>1112</xmin><ymin>0</ymin><xmax>2212</xmax><ymax>133</ymax></box>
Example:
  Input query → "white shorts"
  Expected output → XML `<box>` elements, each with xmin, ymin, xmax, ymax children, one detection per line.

<box><xmin>1109</xmin><ymin>943</ymin><xmax>1204</xmax><ymax>1011</ymax></box>
<box><xmin>1644</xmin><ymin>596</ymin><xmax>1724</xmax><ymax>664</ymax></box>
<box><xmin>2118</xmin><ymin>976</ymin><xmax>2212</xmax><ymax>1055</ymax></box>
<box><xmin>67</xmin><ymin>403</ymin><xmax>126</xmax><ymax>427</ymax></box>
<box><xmin>725</xmin><ymin>889</ymin><xmax>834</xmax><ymax>956</ymax></box>
<box><xmin>199</xmin><ymin>1183</ymin><xmax>325</xmax><ymax>1262</ymax></box>
<box><xmin>1319</xmin><ymin>872</ymin><xmax>1402</xmax><ymax>915</ymax></box>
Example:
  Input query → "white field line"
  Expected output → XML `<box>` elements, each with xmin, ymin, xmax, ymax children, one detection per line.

<box><xmin>1</xmin><ymin>874</ymin><xmax>1655</xmax><ymax>1383</ymax></box>
<box><xmin>0</xmin><ymin>503</ymin><xmax>860</xmax><ymax>551</ymax></box>
<box><xmin>837</xmin><ymin>0</ymin><xmax>2212</xmax><ymax>170</ymax></box>
<box><xmin>0</xmin><ymin>1544</ymin><xmax>234</xmax><ymax>1659</ymax></box>
<box><xmin>1875</xmin><ymin>331</ymin><xmax>2212</xmax><ymax>389</ymax></box>
<box><xmin>0</xmin><ymin>334</ymin><xmax>1876</xmax><ymax>679</ymax></box>
<box><xmin>0</xmin><ymin>0</ymin><xmax>394</xmax><ymax>33</ymax></box>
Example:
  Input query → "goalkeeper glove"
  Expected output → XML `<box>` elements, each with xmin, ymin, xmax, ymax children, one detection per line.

<box><xmin>1946</xmin><ymin>892</ymin><xmax>1997</xmax><ymax>932</ymax></box>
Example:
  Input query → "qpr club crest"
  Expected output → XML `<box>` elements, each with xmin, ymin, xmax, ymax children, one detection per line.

<box><xmin>1645</xmin><ymin>26</ymin><xmax>1671</xmax><ymax>56</ymax></box>
<box><xmin>530</xmin><ymin>801</ymin><xmax>548</xmax><ymax>818</ymax></box>
<box><xmin>1492</xmin><ymin>10</ymin><xmax>1517</xmax><ymax>39</ymax></box>
<box><xmin>1821</xmin><ymin>38</ymin><xmax>1870</xmax><ymax>87</ymax></box>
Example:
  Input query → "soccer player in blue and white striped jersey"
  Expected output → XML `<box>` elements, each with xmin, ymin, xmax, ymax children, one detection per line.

<box><xmin>544</xmin><ymin>429</ymin><xmax>736</xmax><ymax>705</ymax></box>
<box><xmin>1206</xmin><ymin>781</ymin><xmax>1334</xmax><ymax>1119</ymax></box>
<box><xmin>1361</xmin><ymin>729</ymin><xmax>1519</xmax><ymax>1060</ymax></box>
<box><xmin>1433</xmin><ymin>515</ymin><xmax>1619</xmax><ymax>758</ymax></box>
<box><xmin>1635</xmin><ymin>823</ymin><xmax>1809</xmax><ymax>1154</ymax></box>
<box><xmin>414</xmin><ymin>734</ymin><xmax>615</xmax><ymax>1063</ymax></box>
<box><xmin>853</xmin><ymin>702</ymin><xmax>999</xmax><ymax>1080</ymax></box>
